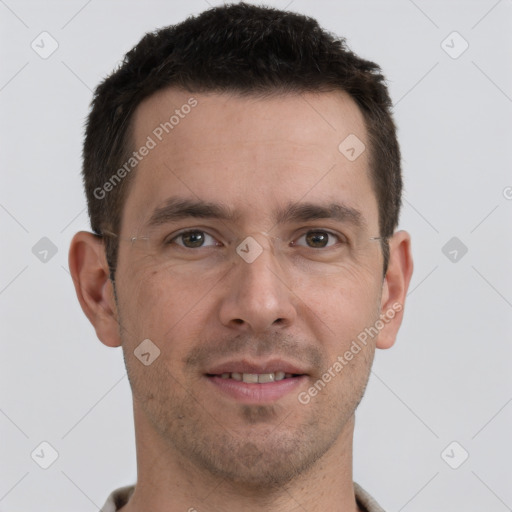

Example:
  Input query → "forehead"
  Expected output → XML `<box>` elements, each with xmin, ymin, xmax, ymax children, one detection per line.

<box><xmin>122</xmin><ymin>87</ymin><xmax>377</xmax><ymax>233</ymax></box>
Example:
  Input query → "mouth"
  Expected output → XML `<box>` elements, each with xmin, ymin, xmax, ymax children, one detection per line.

<box><xmin>204</xmin><ymin>361</ymin><xmax>309</xmax><ymax>403</ymax></box>
<box><xmin>206</xmin><ymin>371</ymin><xmax>301</xmax><ymax>383</ymax></box>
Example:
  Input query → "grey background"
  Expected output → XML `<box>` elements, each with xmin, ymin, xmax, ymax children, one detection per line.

<box><xmin>1</xmin><ymin>0</ymin><xmax>511</xmax><ymax>510</ymax></box>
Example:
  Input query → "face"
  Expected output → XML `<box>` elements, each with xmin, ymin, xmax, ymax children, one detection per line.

<box><xmin>113</xmin><ymin>89</ymin><xmax>386</xmax><ymax>488</ymax></box>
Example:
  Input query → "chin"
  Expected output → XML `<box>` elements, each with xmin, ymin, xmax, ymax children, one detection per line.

<box><xmin>178</xmin><ymin>420</ymin><xmax>340</xmax><ymax>492</ymax></box>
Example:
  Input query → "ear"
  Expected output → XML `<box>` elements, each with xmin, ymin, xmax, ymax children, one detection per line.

<box><xmin>376</xmin><ymin>230</ymin><xmax>413</xmax><ymax>349</ymax></box>
<box><xmin>68</xmin><ymin>231</ymin><xmax>122</xmax><ymax>348</ymax></box>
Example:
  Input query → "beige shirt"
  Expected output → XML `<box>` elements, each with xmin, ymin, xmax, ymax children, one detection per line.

<box><xmin>100</xmin><ymin>482</ymin><xmax>385</xmax><ymax>511</ymax></box>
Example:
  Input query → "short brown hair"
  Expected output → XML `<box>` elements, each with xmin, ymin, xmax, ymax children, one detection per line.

<box><xmin>83</xmin><ymin>2</ymin><xmax>401</xmax><ymax>277</ymax></box>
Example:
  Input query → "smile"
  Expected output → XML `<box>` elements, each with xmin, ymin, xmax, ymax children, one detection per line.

<box><xmin>211</xmin><ymin>371</ymin><xmax>299</xmax><ymax>383</ymax></box>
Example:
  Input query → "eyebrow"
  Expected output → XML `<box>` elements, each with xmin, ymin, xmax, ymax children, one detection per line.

<box><xmin>145</xmin><ymin>197</ymin><xmax>365</xmax><ymax>229</ymax></box>
<box><xmin>146</xmin><ymin>197</ymin><xmax>237</xmax><ymax>228</ymax></box>
<box><xmin>276</xmin><ymin>202</ymin><xmax>365</xmax><ymax>228</ymax></box>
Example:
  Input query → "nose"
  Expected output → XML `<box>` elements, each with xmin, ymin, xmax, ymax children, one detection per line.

<box><xmin>218</xmin><ymin>242</ymin><xmax>298</xmax><ymax>333</ymax></box>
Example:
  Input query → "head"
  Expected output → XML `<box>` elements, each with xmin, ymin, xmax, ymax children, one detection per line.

<box><xmin>70</xmin><ymin>3</ymin><xmax>412</xmax><ymax>490</ymax></box>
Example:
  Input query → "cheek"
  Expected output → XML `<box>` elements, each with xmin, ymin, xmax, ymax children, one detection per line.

<box><xmin>299</xmin><ymin>257</ymin><xmax>379</xmax><ymax>300</ymax></box>
<box><xmin>294</xmin><ymin>266</ymin><xmax>381</xmax><ymax>346</ymax></box>
<box><xmin>120</xmin><ymin>265</ymin><xmax>215</xmax><ymax>347</ymax></box>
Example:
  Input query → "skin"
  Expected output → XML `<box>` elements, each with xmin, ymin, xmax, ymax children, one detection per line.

<box><xmin>69</xmin><ymin>88</ymin><xmax>413</xmax><ymax>512</ymax></box>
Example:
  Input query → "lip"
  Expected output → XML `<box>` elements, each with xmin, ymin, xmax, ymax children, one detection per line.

<box><xmin>204</xmin><ymin>359</ymin><xmax>310</xmax><ymax>404</ymax></box>
<box><xmin>205</xmin><ymin>359</ymin><xmax>308</xmax><ymax>376</ymax></box>
<box><xmin>206</xmin><ymin>374</ymin><xmax>308</xmax><ymax>403</ymax></box>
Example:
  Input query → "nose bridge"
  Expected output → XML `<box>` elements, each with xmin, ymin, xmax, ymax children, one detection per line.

<box><xmin>238</xmin><ymin>237</ymin><xmax>279</xmax><ymax>280</ymax></box>
<box><xmin>234</xmin><ymin>232</ymin><xmax>288</xmax><ymax>291</ymax></box>
<box><xmin>219</xmin><ymin>233</ymin><xmax>296</xmax><ymax>331</ymax></box>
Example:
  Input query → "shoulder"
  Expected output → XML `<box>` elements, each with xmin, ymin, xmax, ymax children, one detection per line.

<box><xmin>354</xmin><ymin>482</ymin><xmax>386</xmax><ymax>512</ymax></box>
<box><xmin>100</xmin><ymin>485</ymin><xmax>135</xmax><ymax>512</ymax></box>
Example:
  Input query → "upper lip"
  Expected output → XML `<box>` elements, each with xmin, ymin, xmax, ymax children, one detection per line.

<box><xmin>205</xmin><ymin>359</ymin><xmax>308</xmax><ymax>375</ymax></box>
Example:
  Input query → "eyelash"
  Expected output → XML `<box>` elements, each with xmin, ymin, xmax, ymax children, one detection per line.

<box><xmin>293</xmin><ymin>230</ymin><xmax>346</xmax><ymax>248</ymax></box>
<box><xmin>169</xmin><ymin>230</ymin><xmax>220</xmax><ymax>248</ymax></box>
<box><xmin>166</xmin><ymin>229</ymin><xmax>347</xmax><ymax>249</ymax></box>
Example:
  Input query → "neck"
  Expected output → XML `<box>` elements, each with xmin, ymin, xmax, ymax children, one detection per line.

<box><xmin>120</xmin><ymin>401</ymin><xmax>363</xmax><ymax>512</ymax></box>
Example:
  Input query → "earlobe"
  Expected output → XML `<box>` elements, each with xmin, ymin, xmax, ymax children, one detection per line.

<box><xmin>376</xmin><ymin>230</ymin><xmax>413</xmax><ymax>350</ymax></box>
<box><xmin>68</xmin><ymin>231</ymin><xmax>122</xmax><ymax>348</ymax></box>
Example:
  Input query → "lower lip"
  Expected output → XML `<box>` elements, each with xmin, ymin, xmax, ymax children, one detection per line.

<box><xmin>206</xmin><ymin>375</ymin><xmax>308</xmax><ymax>403</ymax></box>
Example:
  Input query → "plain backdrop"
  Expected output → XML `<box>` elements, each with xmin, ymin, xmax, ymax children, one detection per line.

<box><xmin>1</xmin><ymin>1</ymin><xmax>511</xmax><ymax>511</ymax></box>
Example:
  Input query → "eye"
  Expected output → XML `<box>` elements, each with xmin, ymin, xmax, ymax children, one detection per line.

<box><xmin>292</xmin><ymin>230</ymin><xmax>343</xmax><ymax>249</ymax></box>
<box><xmin>170</xmin><ymin>230</ymin><xmax>220</xmax><ymax>249</ymax></box>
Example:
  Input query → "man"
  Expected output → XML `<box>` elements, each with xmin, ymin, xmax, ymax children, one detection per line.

<box><xmin>69</xmin><ymin>3</ymin><xmax>413</xmax><ymax>511</ymax></box>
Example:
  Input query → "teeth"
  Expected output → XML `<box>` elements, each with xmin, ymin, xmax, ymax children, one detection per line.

<box><xmin>219</xmin><ymin>371</ymin><xmax>292</xmax><ymax>383</ymax></box>
<box><xmin>257</xmin><ymin>373</ymin><xmax>275</xmax><ymax>383</ymax></box>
